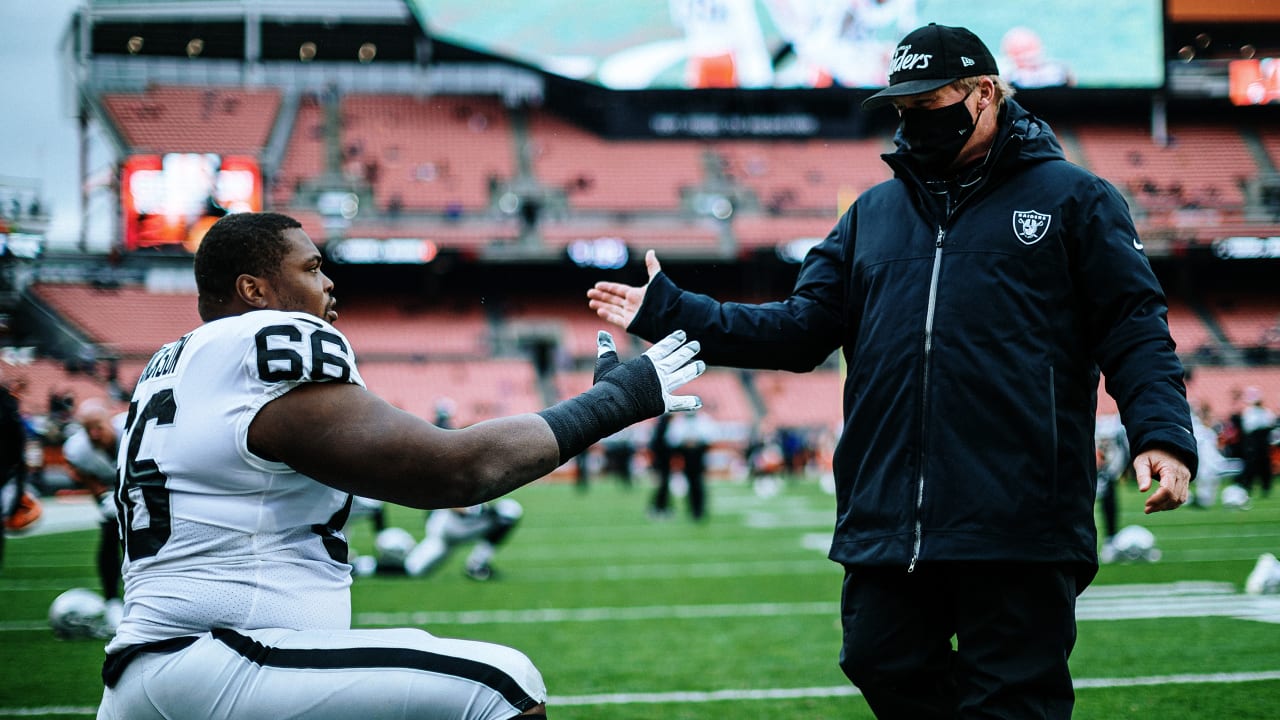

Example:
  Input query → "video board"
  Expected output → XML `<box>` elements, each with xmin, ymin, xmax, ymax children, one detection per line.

<box><xmin>407</xmin><ymin>0</ymin><xmax>1164</xmax><ymax>90</ymax></box>
<box><xmin>121</xmin><ymin>154</ymin><xmax>262</xmax><ymax>252</ymax></box>
<box><xmin>1229</xmin><ymin>58</ymin><xmax>1280</xmax><ymax>106</ymax></box>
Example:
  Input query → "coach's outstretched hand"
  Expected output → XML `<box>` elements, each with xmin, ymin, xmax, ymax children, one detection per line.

<box><xmin>588</xmin><ymin>250</ymin><xmax>663</xmax><ymax>330</ymax></box>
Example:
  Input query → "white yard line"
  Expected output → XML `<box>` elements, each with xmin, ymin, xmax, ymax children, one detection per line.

<box><xmin>6</xmin><ymin>582</ymin><xmax>1276</xmax><ymax>632</ymax></box>
<box><xmin>550</xmin><ymin>670</ymin><xmax>1280</xmax><ymax>706</ymax></box>
<box><xmin>7</xmin><ymin>671</ymin><xmax>1280</xmax><ymax>716</ymax></box>
<box><xmin>351</xmin><ymin>583</ymin><xmax>1280</xmax><ymax>626</ymax></box>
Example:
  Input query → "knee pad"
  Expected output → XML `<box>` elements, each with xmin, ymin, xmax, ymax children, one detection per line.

<box><xmin>404</xmin><ymin>536</ymin><xmax>449</xmax><ymax>577</ymax></box>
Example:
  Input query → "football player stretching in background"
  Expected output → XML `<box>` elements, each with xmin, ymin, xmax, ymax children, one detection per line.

<box><xmin>97</xmin><ymin>211</ymin><xmax>704</xmax><ymax>720</ymax></box>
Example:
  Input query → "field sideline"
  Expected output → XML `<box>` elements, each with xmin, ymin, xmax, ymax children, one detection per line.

<box><xmin>3</xmin><ymin>475</ymin><xmax>1280</xmax><ymax>719</ymax></box>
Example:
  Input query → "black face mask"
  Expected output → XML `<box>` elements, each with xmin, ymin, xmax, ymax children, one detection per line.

<box><xmin>899</xmin><ymin>90</ymin><xmax>979</xmax><ymax>174</ymax></box>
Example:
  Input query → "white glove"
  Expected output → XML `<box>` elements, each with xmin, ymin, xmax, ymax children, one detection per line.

<box><xmin>594</xmin><ymin>330</ymin><xmax>704</xmax><ymax>413</ymax></box>
<box><xmin>639</xmin><ymin>330</ymin><xmax>705</xmax><ymax>412</ymax></box>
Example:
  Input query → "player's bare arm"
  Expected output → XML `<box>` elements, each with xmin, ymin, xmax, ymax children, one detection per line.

<box><xmin>250</xmin><ymin>382</ymin><xmax>559</xmax><ymax>509</ymax></box>
<box><xmin>251</xmin><ymin>328</ymin><xmax>703</xmax><ymax>509</ymax></box>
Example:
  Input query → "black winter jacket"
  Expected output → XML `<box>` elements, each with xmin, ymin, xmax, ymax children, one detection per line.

<box><xmin>630</xmin><ymin>100</ymin><xmax>1197</xmax><ymax>583</ymax></box>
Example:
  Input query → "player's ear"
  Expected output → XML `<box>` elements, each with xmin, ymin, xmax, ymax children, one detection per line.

<box><xmin>235</xmin><ymin>273</ymin><xmax>271</xmax><ymax>309</ymax></box>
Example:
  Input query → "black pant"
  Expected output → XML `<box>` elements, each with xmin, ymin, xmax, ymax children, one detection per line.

<box><xmin>99</xmin><ymin>518</ymin><xmax>122</xmax><ymax>601</ymax></box>
<box><xmin>839</xmin><ymin>562</ymin><xmax>1078</xmax><ymax>720</ymax></box>
<box><xmin>680</xmin><ymin>447</ymin><xmax>707</xmax><ymax>520</ymax></box>
<box><xmin>1096</xmin><ymin>478</ymin><xmax>1118</xmax><ymax>540</ymax></box>
<box><xmin>650</xmin><ymin>448</ymin><xmax>672</xmax><ymax>512</ymax></box>
<box><xmin>1240</xmin><ymin>432</ymin><xmax>1273</xmax><ymax>496</ymax></box>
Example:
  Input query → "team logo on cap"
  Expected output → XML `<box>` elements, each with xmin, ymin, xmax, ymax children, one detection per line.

<box><xmin>889</xmin><ymin>44</ymin><xmax>933</xmax><ymax>74</ymax></box>
<box><xmin>1012</xmin><ymin>210</ymin><xmax>1051</xmax><ymax>245</ymax></box>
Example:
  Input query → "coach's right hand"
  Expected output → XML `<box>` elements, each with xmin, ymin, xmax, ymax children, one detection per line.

<box><xmin>588</xmin><ymin>249</ymin><xmax>663</xmax><ymax>330</ymax></box>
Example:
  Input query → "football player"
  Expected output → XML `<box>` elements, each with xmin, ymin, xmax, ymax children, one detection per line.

<box><xmin>408</xmin><ymin>501</ymin><xmax>523</xmax><ymax>581</ymax></box>
<box><xmin>61</xmin><ymin>398</ymin><xmax>127</xmax><ymax>633</ymax></box>
<box><xmin>96</xmin><ymin>211</ymin><xmax>704</xmax><ymax>720</ymax></box>
<box><xmin>359</xmin><ymin>501</ymin><xmax>523</xmax><ymax>581</ymax></box>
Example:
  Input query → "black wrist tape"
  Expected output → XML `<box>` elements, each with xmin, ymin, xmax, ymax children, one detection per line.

<box><xmin>538</xmin><ymin>356</ymin><xmax>664</xmax><ymax>461</ymax></box>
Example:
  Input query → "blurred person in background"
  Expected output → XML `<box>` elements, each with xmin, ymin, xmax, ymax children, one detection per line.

<box><xmin>62</xmin><ymin>397</ymin><xmax>127</xmax><ymax>632</ymax></box>
<box><xmin>0</xmin><ymin>370</ymin><xmax>28</xmax><ymax>570</ymax></box>
<box><xmin>589</xmin><ymin>23</ymin><xmax>1196</xmax><ymax>719</ymax></box>
<box><xmin>648</xmin><ymin>412</ymin><xmax>676</xmax><ymax>519</ymax></box>
<box><xmin>600</xmin><ymin>426</ymin><xmax>637</xmax><ymax>487</ymax></box>
<box><xmin>764</xmin><ymin>0</ymin><xmax>918</xmax><ymax>88</ymax></box>
<box><xmin>1238</xmin><ymin>386</ymin><xmax>1276</xmax><ymax>498</ymax></box>
<box><xmin>669</xmin><ymin>0</ymin><xmax>774</xmax><ymax>88</ymax></box>
<box><xmin>403</xmin><ymin>501</ymin><xmax>524</xmax><ymax>582</ymax></box>
<box><xmin>996</xmin><ymin>26</ymin><xmax>1074</xmax><ymax>89</ymax></box>
<box><xmin>1184</xmin><ymin>370</ymin><xmax>1244</xmax><ymax>508</ymax></box>
<box><xmin>1094</xmin><ymin>414</ymin><xmax>1129</xmax><ymax>563</ymax></box>
<box><xmin>665</xmin><ymin>406</ymin><xmax>718</xmax><ymax>521</ymax></box>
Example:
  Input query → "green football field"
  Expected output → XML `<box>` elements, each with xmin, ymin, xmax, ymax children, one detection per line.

<box><xmin>3</xmin><ymin>475</ymin><xmax>1280</xmax><ymax>719</ymax></box>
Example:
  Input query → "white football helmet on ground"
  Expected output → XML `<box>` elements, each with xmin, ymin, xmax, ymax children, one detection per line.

<box><xmin>49</xmin><ymin>588</ymin><xmax>111</xmax><ymax>640</ymax></box>
<box><xmin>1108</xmin><ymin>525</ymin><xmax>1162</xmax><ymax>563</ymax></box>
<box><xmin>373</xmin><ymin>527</ymin><xmax>417</xmax><ymax>572</ymax></box>
<box><xmin>1221</xmin><ymin>485</ymin><xmax>1251</xmax><ymax>510</ymax></box>
<box><xmin>1245</xmin><ymin>553</ymin><xmax>1280</xmax><ymax>595</ymax></box>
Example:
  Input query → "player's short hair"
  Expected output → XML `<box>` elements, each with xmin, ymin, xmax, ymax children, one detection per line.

<box><xmin>194</xmin><ymin>212</ymin><xmax>302</xmax><ymax>320</ymax></box>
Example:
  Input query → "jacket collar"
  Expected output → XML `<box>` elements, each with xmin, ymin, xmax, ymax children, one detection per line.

<box><xmin>881</xmin><ymin>98</ymin><xmax>1066</xmax><ymax>211</ymax></box>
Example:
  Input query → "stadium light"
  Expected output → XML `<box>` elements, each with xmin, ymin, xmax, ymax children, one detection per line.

<box><xmin>329</xmin><ymin>238</ymin><xmax>438</xmax><ymax>265</ymax></box>
<box><xmin>567</xmin><ymin>237</ymin><xmax>628</xmax><ymax>270</ymax></box>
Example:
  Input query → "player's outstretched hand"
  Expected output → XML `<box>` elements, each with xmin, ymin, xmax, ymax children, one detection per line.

<box><xmin>594</xmin><ymin>329</ymin><xmax>704</xmax><ymax>413</ymax></box>
<box><xmin>588</xmin><ymin>250</ymin><xmax>663</xmax><ymax>329</ymax></box>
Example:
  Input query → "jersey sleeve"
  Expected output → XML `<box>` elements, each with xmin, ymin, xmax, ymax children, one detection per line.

<box><xmin>233</xmin><ymin>311</ymin><xmax>366</xmax><ymax>472</ymax></box>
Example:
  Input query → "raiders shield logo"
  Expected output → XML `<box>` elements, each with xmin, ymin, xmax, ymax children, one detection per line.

<box><xmin>1012</xmin><ymin>210</ymin><xmax>1051</xmax><ymax>245</ymax></box>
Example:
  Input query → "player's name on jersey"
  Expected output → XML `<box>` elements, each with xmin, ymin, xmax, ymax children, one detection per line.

<box><xmin>137</xmin><ymin>334</ymin><xmax>191</xmax><ymax>384</ymax></box>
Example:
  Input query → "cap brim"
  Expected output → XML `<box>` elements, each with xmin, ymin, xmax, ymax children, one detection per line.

<box><xmin>860</xmin><ymin>78</ymin><xmax>956</xmax><ymax>110</ymax></box>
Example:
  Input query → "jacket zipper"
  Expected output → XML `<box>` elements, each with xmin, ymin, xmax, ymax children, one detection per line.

<box><xmin>909</xmin><ymin>224</ymin><xmax>946</xmax><ymax>572</ymax></box>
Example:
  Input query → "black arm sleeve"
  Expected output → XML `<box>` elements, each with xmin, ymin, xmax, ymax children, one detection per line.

<box><xmin>537</xmin><ymin>356</ymin><xmax>664</xmax><ymax>461</ymax></box>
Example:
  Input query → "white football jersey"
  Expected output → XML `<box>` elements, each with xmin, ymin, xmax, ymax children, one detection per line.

<box><xmin>107</xmin><ymin>310</ymin><xmax>365</xmax><ymax>653</ymax></box>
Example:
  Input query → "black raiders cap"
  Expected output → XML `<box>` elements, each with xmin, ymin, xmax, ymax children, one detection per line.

<box><xmin>861</xmin><ymin>23</ymin><xmax>999</xmax><ymax>110</ymax></box>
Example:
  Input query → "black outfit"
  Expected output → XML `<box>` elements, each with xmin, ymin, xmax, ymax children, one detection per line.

<box><xmin>648</xmin><ymin>413</ymin><xmax>674</xmax><ymax>516</ymax></box>
<box><xmin>1239</xmin><ymin>415</ymin><xmax>1274</xmax><ymax>496</ymax></box>
<box><xmin>0</xmin><ymin>386</ymin><xmax>25</xmax><ymax>569</ymax></box>
<box><xmin>627</xmin><ymin>99</ymin><xmax>1197</xmax><ymax>718</ymax></box>
<box><xmin>840</xmin><ymin>563</ymin><xmax>1077</xmax><ymax>719</ymax></box>
<box><xmin>1096</xmin><ymin>472</ymin><xmax>1119</xmax><ymax>541</ymax></box>
<box><xmin>669</xmin><ymin>413</ymin><xmax>711</xmax><ymax>521</ymax></box>
<box><xmin>677</xmin><ymin>442</ymin><xmax>708</xmax><ymax>521</ymax></box>
<box><xmin>99</xmin><ymin>516</ymin><xmax>123</xmax><ymax>601</ymax></box>
<box><xmin>601</xmin><ymin>433</ymin><xmax>635</xmax><ymax>486</ymax></box>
